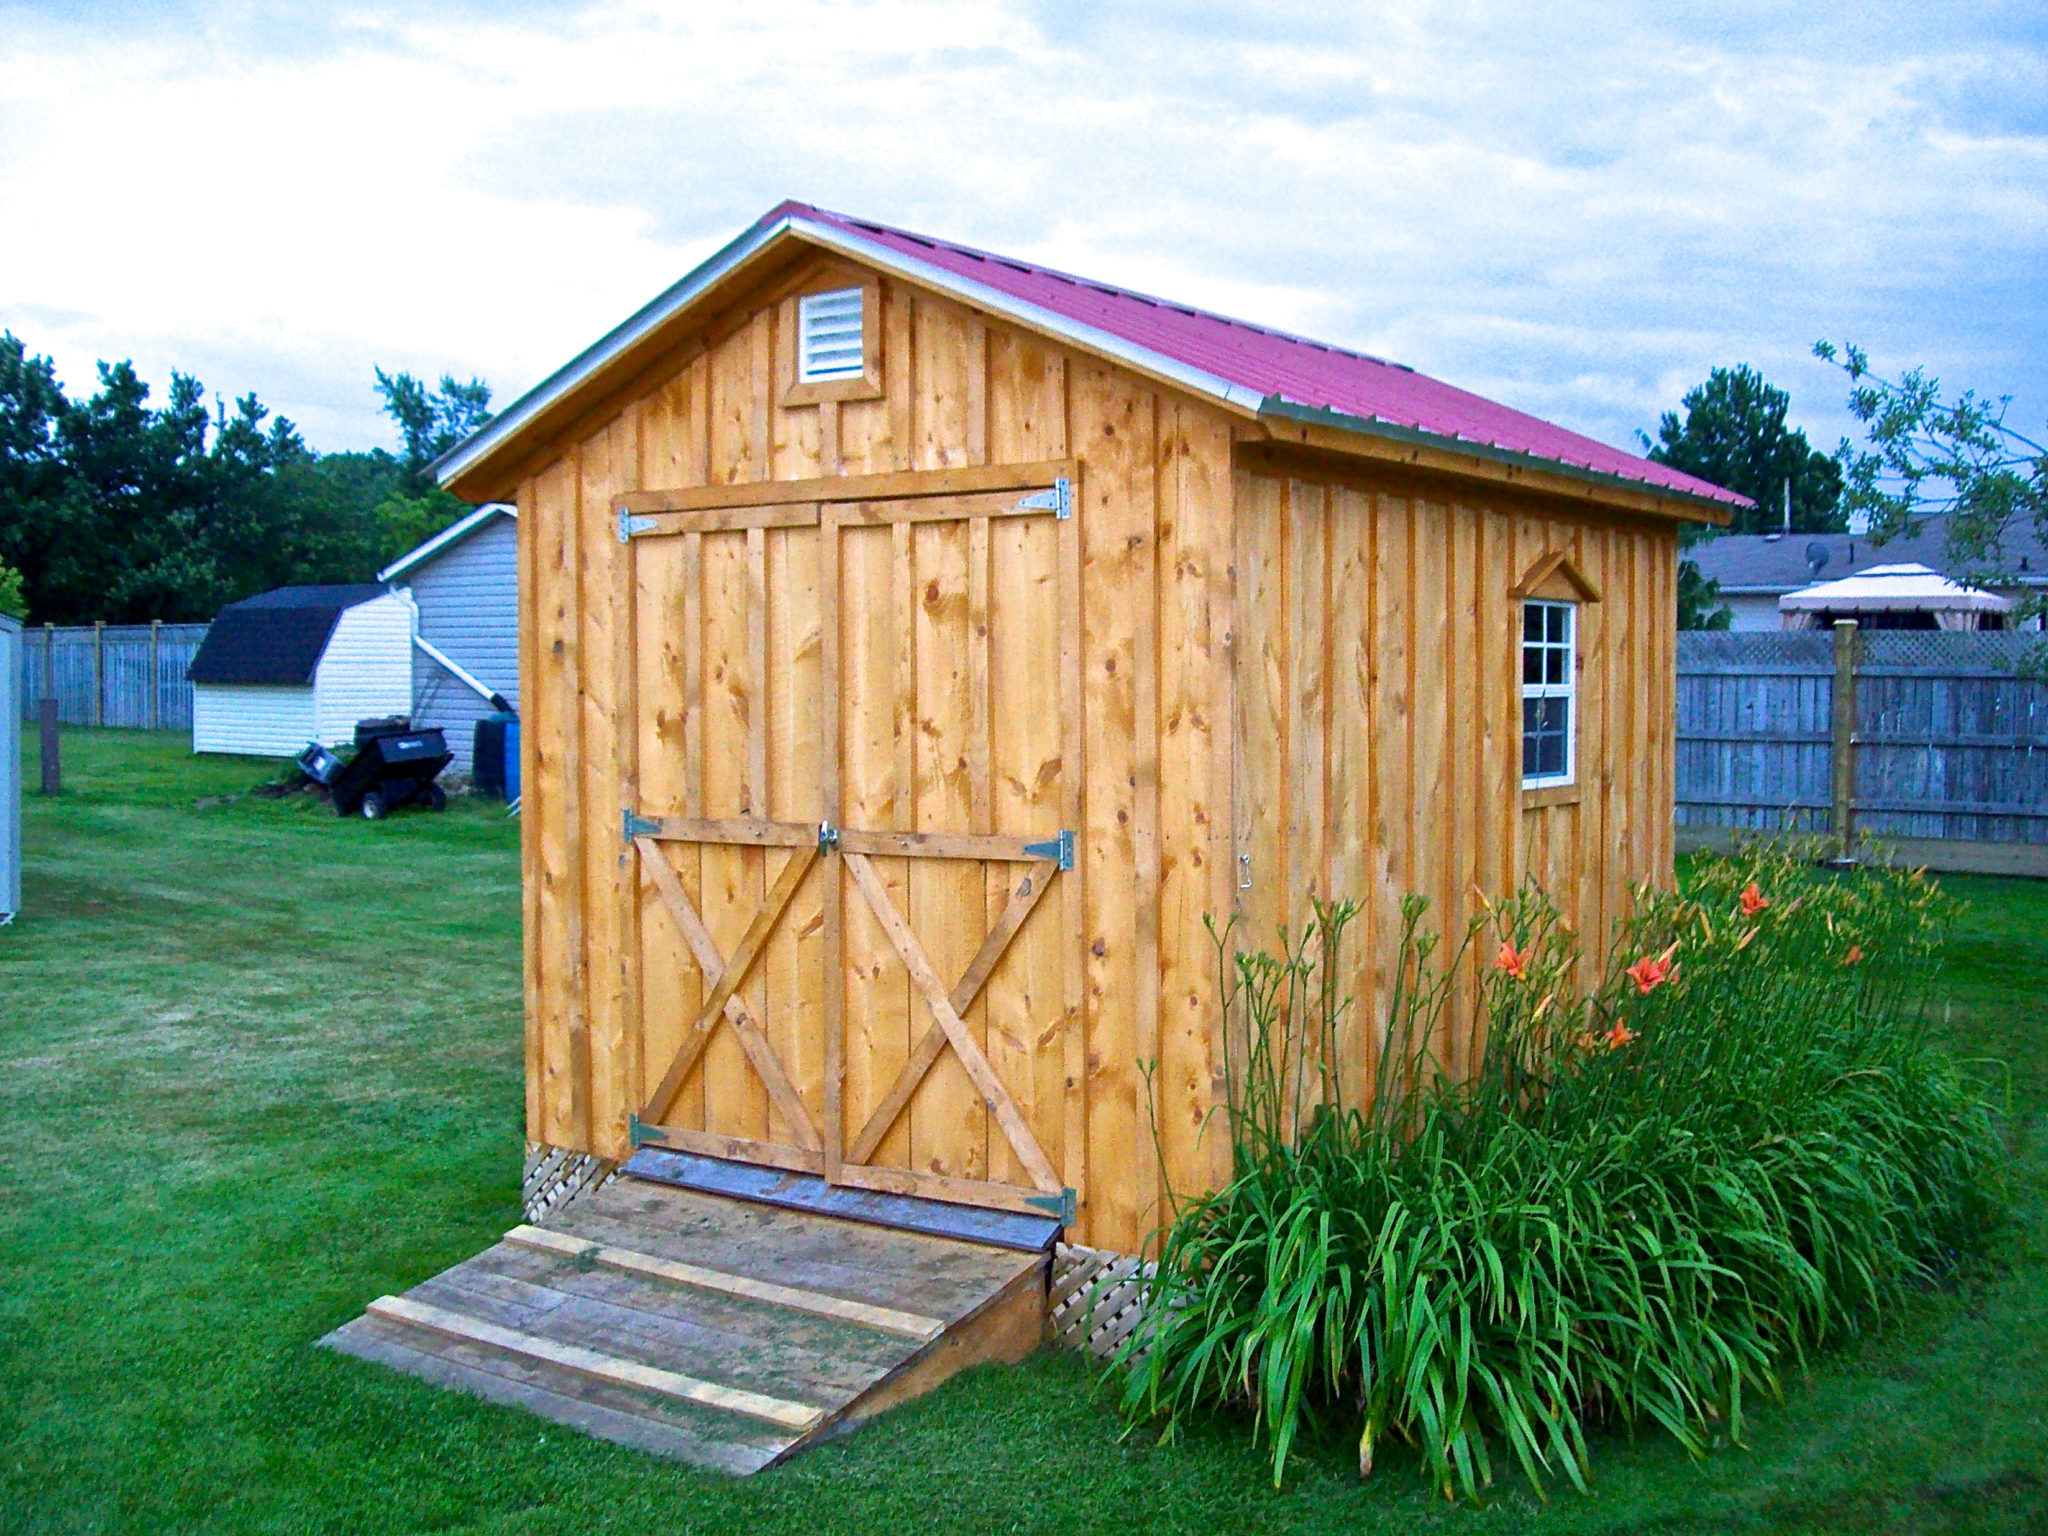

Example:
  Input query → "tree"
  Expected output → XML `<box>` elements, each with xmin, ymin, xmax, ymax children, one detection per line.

<box><xmin>1642</xmin><ymin>365</ymin><xmax>1844</xmax><ymax>534</ymax></box>
<box><xmin>0</xmin><ymin>557</ymin><xmax>24</xmax><ymax>619</ymax></box>
<box><xmin>370</xmin><ymin>368</ymin><xmax>493</xmax><ymax>563</ymax></box>
<box><xmin>0</xmin><ymin>332</ymin><xmax>85</xmax><ymax>623</ymax></box>
<box><xmin>1814</xmin><ymin>341</ymin><xmax>2046</xmax><ymax>592</ymax></box>
<box><xmin>1678</xmin><ymin>557</ymin><xmax>1732</xmax><ymax>630</ymax></box>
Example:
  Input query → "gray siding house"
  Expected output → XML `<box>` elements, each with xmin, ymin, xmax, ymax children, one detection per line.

<box><xmin>379</xmin><ymin>505</ymin><xmax>519</xmax><ymax>772</ymax></box>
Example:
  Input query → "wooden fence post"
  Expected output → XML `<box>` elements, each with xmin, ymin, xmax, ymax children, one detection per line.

<box><xmin>1830</xmin><ymin>619</ymin><xmax>1859</xmax><ymax>860</ymax></box>
<box><xmin>150</xmin><ymin>620</ymin><xmax>162</xmax><ymax>730</ymax></box>
<box><xmin>40</xmin><ymin>698</ymin><xmax>59</xmax><ymax>795</ymax></box>
<box><xmin>42</xmin><ymin>623</ymin><xmax>53</xmax><ymax>712</ymax></box>
<box><xmin>93</xmin><ymin>619</ymin><xmax>105</xmax><ymax>728</ymax></box>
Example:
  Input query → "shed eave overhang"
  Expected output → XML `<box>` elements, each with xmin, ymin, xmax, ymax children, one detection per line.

<box><xmin>1254</xmin><ymin>396</ymin><xmax>1743</xmax><ymax>523</ymax></box>
<box><xmin>434</xmin><ymin>216</ymin><xmax>795</xmax><ymax>494</ymax></box>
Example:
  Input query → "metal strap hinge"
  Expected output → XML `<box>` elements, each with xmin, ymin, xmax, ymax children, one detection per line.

<box><xmin>618</xmin><ymin>508</ymin><xmax>657</xmax><ymax>542</ymax></box>
<box><xmin>1024</xmin><ymin>1187</ymin><xmax>1077</xmax><ymax>1224</ymax></box>
<box><xmin>1014</xmin><ymin>477</ymin><xmax>1072</xmax><ymax>520</ymax></box>
<box><xmin>1022</xmin><ymin>829</ymin><xmax>1074</xmax><ymax>870</ymax></box>
<box><xmin>628</xmin><ymin>1113</ymin><xmax>669</xmax><ymax>1148</ymax></box>
<box><xmin>623</xmin><ymin>809</ymin><xmax>661</xmax><ymax>841</ymax></box>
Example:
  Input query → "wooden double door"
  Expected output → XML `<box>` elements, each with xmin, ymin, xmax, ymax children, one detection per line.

<box><xmin>620</xmin><ymin>463</ymin><xmax>1082</xmax><ymax>1218</ymax></box>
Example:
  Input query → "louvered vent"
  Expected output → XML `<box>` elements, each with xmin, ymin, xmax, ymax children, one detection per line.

<box><xmin>797</xmin><ymin>288</ymin><xmax>865</xmax><ymax>381</ymax></box>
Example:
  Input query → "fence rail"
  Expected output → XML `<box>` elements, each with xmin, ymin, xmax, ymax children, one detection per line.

<box><xmin>16</xmin><ymin>623</ymin><xmax>210</xmax><ymax>730</ymax></box>
<box><xmin>1676</xmin><ymin>629</ymin><xmax>2048</xmax><ymax>871</ymax></box>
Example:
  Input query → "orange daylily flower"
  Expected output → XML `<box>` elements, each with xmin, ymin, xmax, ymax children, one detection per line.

<box><xmin>1844</xmin><ymin>944</ymin><xmax>1865</xmax><ymax>966</ymax></box>
<box><xmin>1626</xmin><ymin>951</ymin><xmax>1674</xmax><ymax>995</ymax></box>
<box><xmin>1739</xmin><ymin>882</ymin><xmax>1769</xmax><ymax>918</ymax></box>
<box><xmin>1495</xmin><ymin>940</ymin><xmax>1533</xmax><ymax>981</ymax></box>
<box><xmin>1606</xmin><ymin>1024</ymin><xmax>1637</xmax><ymax>1049</ymax></box>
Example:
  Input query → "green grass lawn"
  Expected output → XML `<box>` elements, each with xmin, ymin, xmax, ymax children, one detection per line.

<box><xmin>1</xmin><ymin>730</ymin><xmax>2043</xmax><ymax>1535</ymax></box>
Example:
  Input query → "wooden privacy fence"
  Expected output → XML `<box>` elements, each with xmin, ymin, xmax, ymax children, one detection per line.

<box><xmin>16</xmin><ymin>623</ymin><xmax>210</xmax><ymax>730</ymax></box>
<box><xmin>1676</xmin><ymin>627</ymin><xmax>2048</xmax><ymax>876</ymax></box>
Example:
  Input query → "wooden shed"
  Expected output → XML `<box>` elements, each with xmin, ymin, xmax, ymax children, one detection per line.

<box><xmin>438</xmin><ymin>202</ymin><xmax>1741</xmax><ymax>1256</ymax></box>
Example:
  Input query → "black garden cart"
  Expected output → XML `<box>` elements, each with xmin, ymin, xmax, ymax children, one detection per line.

<box><xmin>297</xmin><ymin>717</ymin><xmax>452</xmax><ymax>819</ymax></box>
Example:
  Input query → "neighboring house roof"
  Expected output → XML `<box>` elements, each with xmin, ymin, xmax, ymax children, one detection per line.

<box><xmin>377</xmin><ymin>502</ymin><xmax>517</xmax><ymax>585</ymax></box>
<box><xmin>1689</xmin><ymin>515</ymin><xmax>2048</xmax><ymax>596</ymax></box>
<box><xmin>1780</xmin><ymin>562</ymin><xmax>2013</xmax><ymax>615</ymax></box>
<box><xmin>186</xmin><ymin>584</ymin><xmax>389</xmax><ymax>686</ymax></box>
<box><xmin>436</xmin><ymin>201</ymin><xmax>1747</xmax><ymax>517</ymax></box>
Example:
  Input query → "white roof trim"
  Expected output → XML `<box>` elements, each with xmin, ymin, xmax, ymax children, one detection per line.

<box><xmin>434</xmin><ymin>214</ymin><xmax>1267</xmax><ymax>490</ymax></box>
<box><xmin>378</xmin><ymin>502</ymin><xmax>517</xmax><ymax>584</ymax></box>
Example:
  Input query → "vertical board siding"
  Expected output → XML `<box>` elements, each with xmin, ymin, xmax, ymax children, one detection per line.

<box><xmin>1232</xmin><ymin>468</ymin><xmax>1678</xmax><ymax>1117</ymax></box>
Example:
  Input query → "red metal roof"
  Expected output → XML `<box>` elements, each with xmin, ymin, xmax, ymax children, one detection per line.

<box><xmin>766</xmin><ymin>200</ymin><xmax>1746</xmax><ymax>510</ymax></box>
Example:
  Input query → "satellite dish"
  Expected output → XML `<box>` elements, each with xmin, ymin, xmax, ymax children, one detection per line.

<box><xmin>1805</xmin><ymin>541</ymin><xmax>1831</xmax><ymax>575</ymax></box>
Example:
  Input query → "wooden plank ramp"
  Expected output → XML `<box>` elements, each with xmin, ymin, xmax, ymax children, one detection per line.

<box><xmin>320</xmin><ymin>1164</ymin><xmax>1050</xmax><ymax>1474</ymax></box>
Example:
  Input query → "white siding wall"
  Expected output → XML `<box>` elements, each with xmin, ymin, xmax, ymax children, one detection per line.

<box><xmin>401</xmin><ymin>513</ymin><xmax>519</xmax><ymax>771</ymax></box>
<box><xmin>192</xmin><ymin>684</ymin><xmax>318</xmax><ymax>757</ymax></box>
<box><xmin>1</xmin><ymin>615</ymin><xmax>20</xmax><ymax>917</ymax></box>
<box><xmin>1723</xmin><ymin>593</ymin><xmax>1782</xmax><ymax>631</ymax></box>
<box><xmin>313</xmin><ymin>593</ymin><xmax>414</xmax><ymax>744</ymax></box>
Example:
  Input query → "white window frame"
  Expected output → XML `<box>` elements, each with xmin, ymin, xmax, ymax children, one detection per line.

<box><xmin>796</xmin><ymin>287</ymin><xmax>866</xmax><ymax>382</ymax></box>
<box><xmin>1521</xmin><ymin>599</ymin><xmax>1576</xmax><ymax>790</ymax></box>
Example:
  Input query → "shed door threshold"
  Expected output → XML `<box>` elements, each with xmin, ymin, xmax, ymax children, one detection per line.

<box><xmin>622</xmin><ymin>1147</ymin><xmax>1062</xmax><ymax>1254</ymax></box>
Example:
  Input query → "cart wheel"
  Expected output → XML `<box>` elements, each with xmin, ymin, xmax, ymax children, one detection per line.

<box><xmin>360</xmin><ymin>791</ymin><xmax>386</xmax><ymax>821</ymax></box>
<box><xmin>427</xmin><ymin>784</ymin><xmax>448</xmax><ymax>812</ymax></box>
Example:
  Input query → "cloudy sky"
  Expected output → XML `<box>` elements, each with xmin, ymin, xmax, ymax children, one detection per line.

<box><xmin>2</xmin><ymin>1</ymin><xmax>2044</xmax><ymax>467</ymax></box>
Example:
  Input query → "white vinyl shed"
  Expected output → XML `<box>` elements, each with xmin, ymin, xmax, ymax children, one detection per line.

<box><xmin>378</xmin><ymin>504</ymin><xmax>519</xmax><ymax>772</ymax></box>
<box><xmin>186</xmin><ymin>585</ymin><xmax>413</xmax><ymax>757</ymax></box>
<box><xmin>1</xmin><ymin>613</ymin><xmax>20</xmax><ymax>920</ymax></box>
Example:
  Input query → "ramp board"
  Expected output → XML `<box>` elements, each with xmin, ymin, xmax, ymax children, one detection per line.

<box><xmin>621</xmin><ymin>1146</ymin><xmax>1064</xmax><ymax>1253</ymax></box>
<box><xmin>321</xmin><ymin>1175</ymin><xmax>1047</xmax><ymax>1473</ymax></box>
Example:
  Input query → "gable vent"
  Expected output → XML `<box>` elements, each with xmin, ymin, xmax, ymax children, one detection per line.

<box><xmin>798</xmin><ymin>288</ymin><xmax>865</xmax><ymax>382</ymax></box>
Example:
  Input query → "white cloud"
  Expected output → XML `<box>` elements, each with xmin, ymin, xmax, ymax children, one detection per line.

<box><xmin>1</xmin><ymin>0</ymin><xmax>2043</xmax><ymax>462</ymax></box>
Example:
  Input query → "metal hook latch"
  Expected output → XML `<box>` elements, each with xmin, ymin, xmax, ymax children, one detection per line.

<box><xmin>1239</xmin><ymin>852</ymin><xmax>1252</xmax><ymax>890</ymax></box>
<box><xmin>818</xmin><ymin>819</ymin><xmax>840</xmax><ymax>854</ymax></box>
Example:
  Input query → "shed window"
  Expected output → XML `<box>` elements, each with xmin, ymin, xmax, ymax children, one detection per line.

<box><xmin>1522</xmin><ymin>600</ymin><xmax>1575</xmax><ymax>788</ymax></box>
<box><xmin>797</xmin><ymin>288</ymin><xmax>866</xmax><ymax>381</ymax></box>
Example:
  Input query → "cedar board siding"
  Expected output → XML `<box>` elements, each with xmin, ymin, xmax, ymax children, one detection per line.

<box><xmin>514</xmin><ymin>262</ymin><xmax>1677</xmax><ymax>1253</ymax></box>
<box><xmin>1230</xmin><ymin>469</ymin><xmax>1676</xmax><ymax>1108</ymax></box>
<box><xmin>405</xmin><ymin>515</ymin><xmax>520</xmax><ymax>771</ymax></box>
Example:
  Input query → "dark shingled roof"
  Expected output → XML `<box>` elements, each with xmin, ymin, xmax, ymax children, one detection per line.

<box><xmin>186</xmin><ymin>584</ymin><xmax>388</xmax><ymax>686</ymax></box>
<box><xmin>1688</xmin><ymin>516</ymin><xmax>2048</xmax><ymax>595</ymax></box>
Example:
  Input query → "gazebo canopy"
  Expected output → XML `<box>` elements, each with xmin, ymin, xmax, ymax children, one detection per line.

<box><xmin>1779</xmin><ymin>562</ymin><xmax>2013</xmax><ymax>630</ymax></box>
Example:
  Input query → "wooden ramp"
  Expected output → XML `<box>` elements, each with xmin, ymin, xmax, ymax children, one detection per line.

<box><xmin>321</xmin><ymin>1163</ymin><xmax>1050</xmax><ymax>1474</ymax></box>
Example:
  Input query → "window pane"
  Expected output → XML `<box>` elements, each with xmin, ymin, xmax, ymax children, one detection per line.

<box><xmin>1546</xmin><ymin>646</ymin><xmax>1568</xmax><ymax>685</ymax></box>
<box><xmin>1524</xmin><ymin>605</ymin><xmax>1544</xmax><ymax>642</ymax></box>
<box><xmin>1547</xmin><ymin>604</ymin><xmax>1568</xmax><ymax>643</ymax></box>
<box><xmin>1524</xmin><ymin>645</ymin><xmax>1543</xmax><ymax>684</ymax></box>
